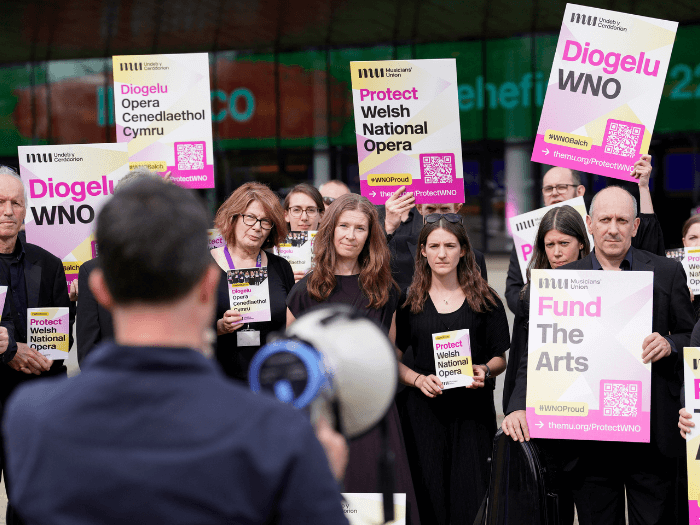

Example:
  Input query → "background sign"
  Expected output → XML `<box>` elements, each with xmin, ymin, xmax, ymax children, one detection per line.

<box><xmin>532</xmin><ymin>4</ymin><xmax>678</xmax><ymax>181</ymax></box>
<box><xmin>683</xmin><ymin>347</ymin><xmax>700</xmax><ymax>522</ymax></box>
<box><xmin>526</xmin><ymin>269</ymin><xmax>653</xmax><ymax>442</ymax></box>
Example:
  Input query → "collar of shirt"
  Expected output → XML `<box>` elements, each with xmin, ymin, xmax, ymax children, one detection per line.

<box><xmin>590</xmin><ymin>247</ymin><xmax>633</xmax><ymax>271</ymax></box>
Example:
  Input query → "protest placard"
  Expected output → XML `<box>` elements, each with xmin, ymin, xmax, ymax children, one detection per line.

<box><xmin>683</xmin><ymin>347</ymin><xmax>700</xmax><ymax>522</ymax></box>
<box><xmin>341</xmin><ymin>493</ymin><xmax>406</xmax><ymax>525</ymax></box>
<box><xmin>665</xmin><ymin>247</ymin><xmax>700</xmax><ymax>294</ymax></box>
<box><xmin>531</xmin><ymin>5</ymin><xmax>677</xmax><ymax>181</ymax></box>
<box><xmin>432</xmin><ymin>329</ymin><xmax>473</xmax><ymax>389</ymax></box>
<box><xmin>113</xmin><ymin>53</ymin><xmax>215</xmax><ymax>189</ymax></box>
<box><xmin>207</xmin><ymin>229</ymin><xmax>224</xmax><ymax>250</ymax></box>
<box><xmin>274</xmin><ymin>231</ymin><xmax>315</xmax><ymax>274</ymax></box>
<box><xmin>350</xmin><ymin>59</ymin><xmax>464</xmax><ymax>205</ymax></box>
<box><xmin>19</xmin><ymin>143</ymin><xmax>129</xmax><ymax>288</ymax></box>
<box><xmin>526</xmin><ymin>269</ymin><xmax>653</xmax><ymax>442</ymax></box>
<box><xmin>0</xmin><ymin>287</ymin><xmax>7</xmax><ymax>322</ymax></box>
<box><xmin>509</xmin><ymin>196</ymin><xmax>591</xmax><ymax>281</ymax></box>
<box><xmin>227</xmin><ymin>267</ymin><xmax>271</xmax><ymax>323</ymax></box>
<box><xmin>27</xmin><ymin>307</ymin><xmax>70</xmax><ymax>361</ymax></box>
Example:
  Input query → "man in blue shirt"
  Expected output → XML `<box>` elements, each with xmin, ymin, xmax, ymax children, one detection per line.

<box><xmin>3</xmin><ymin>179</ymin><xmax>349</xmax><ymax>524</ymax></box>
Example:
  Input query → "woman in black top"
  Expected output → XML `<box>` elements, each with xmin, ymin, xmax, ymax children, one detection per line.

<box><xmin>212</xmin><ymin>182</ymin><xmax>294</xmax><ymax>382</ymax></box>
<box><xmin>682</xmin><ymin>215</ymin><xmax>700</xmax><ymax>319</ymax></box>
<box><xmin>395</xmin><ymin>214</ymin><xmax>509</xmax><ymax>525</ymax></box>
<box><xmin>287</xmin><ymin>193</ymin><xmax>420</xmax><ymax>525</ymax></box>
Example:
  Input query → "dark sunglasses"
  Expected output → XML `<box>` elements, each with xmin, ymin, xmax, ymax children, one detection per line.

<box><xmin>424</xmin><ymin>213</ymin><xmax>462</xmax><ymax>224</ymax></box>
<box><xmin>322</xmin><ymin>196</ymin><xmax>335</xmax><ymax>206</ymax></box>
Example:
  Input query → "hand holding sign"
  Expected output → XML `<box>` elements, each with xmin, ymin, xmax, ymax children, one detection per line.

<box><xmin>217</xmin><ymin>310</ymin><xmax>244</xmax><ymax>335</ymax></box>
<box><xmin>641</xmin><ymin>332</ymin><xmax>671</xmax><ymax>364</ymax></box>
<box><xmin>384</xmin><ymin>186</ymin><xmax>415</xmax><ymax>234</ymax></box>
<box><xmin>679</xmin><ymin>407</ymin><xmax>694</xmax><ymax>439</ymax></box>
<box><xmin>629</xmin><ymin>155</ymin><xmax>652</xmax><ymax>187</ymax></box>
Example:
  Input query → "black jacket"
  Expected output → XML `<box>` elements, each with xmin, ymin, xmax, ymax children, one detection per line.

<box><xmin>76</xmin><ymin>258</ymin><xmax>114</xmax><ymax>365</ymax></box>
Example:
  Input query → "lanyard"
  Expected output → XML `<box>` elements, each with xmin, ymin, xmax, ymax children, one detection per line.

<box><xmin>224</xmin><ymin>246</ymin><xmax>262</xmax><ymax>269</ymax></box>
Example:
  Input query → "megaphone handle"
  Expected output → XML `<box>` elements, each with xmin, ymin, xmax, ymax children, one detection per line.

<box><xmin>378</xmin><ymin>416</ymin><xmax>395</xmax><ymax>523</ymax></box>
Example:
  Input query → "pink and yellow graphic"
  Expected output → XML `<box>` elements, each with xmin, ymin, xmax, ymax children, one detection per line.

<box><xmin>432</xmin><ymin>329</ymin><xmax>473</xmax><ymax>389</ymax></box>
<box><xmin>227</xmin><ymin>267</ymin><xmax>271</xmax><ymax>323</ymax></box>
<box><xmin>19</xmin><ymin>144</ymin><xmax>129</xmax><ymax>289</ymax></box>
<box><xmin>526</xmin><ymin>269</ymin><xmax>653</xmax><ymax>442</ymax></box>
<box><xmin>113</xmin><ymin>53</ymin><xmax>215</xmax><ymax>189</ymax></box>
<box><xmin>207</xmin><ymin>229</ymin><xmax>224</xmax><ymax>251</ymax></box>
<box><xmin>683</xmin><ymin>348</ymin><xmax>700</xmax><ymax>522</ymax></box>
<box><xmin>0</xmin><ymin>287</ymin><xmax>7</xmax><ymax>322</ymax></box>
<box><xmin>27</xmin><ymin>307</ymin><xmax>70</xmax><ymax>361</ymax></box>
<box><xmin>350</xmin><ymin>59</ymin><xmax>464</xmax><ymax>205</ymax></box>
<box><xmin>531</xmin><ymin>4</ymin><xmax>677</xmax><ymax>181</ymax></box>
<box><xmin>274</xmin><ymin>231</ymin><xmax>316</xmax><ymax>274</ymax></box>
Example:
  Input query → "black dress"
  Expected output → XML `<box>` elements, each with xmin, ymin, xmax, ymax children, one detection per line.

<box><xmin>287</xmin><ymin>273</ymin><xmax>421</xmax><ymax>525</ymax></box>
<box><xmin>215</xmin><ymin>251</ymin><xmax>295</xmax><ymax>382</ymax></box>
<box><xmin>395</xmin><ymin>292</ymin><xmax>510</xmax><ymax>525</ymax></box>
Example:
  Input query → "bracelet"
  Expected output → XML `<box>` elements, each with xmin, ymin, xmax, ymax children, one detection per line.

<box><xmin>413</xmin><ymin>374</ymin><xmax>423</xmax><ymax>387</ymax></box>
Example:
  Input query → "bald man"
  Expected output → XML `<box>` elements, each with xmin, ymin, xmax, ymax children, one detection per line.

<box><xmin>318</xmin><ymin>180</ymin><xmax>350</xmax><ymax>205</ymax></box>
<box><xmin>504</xmin><ymin>159</ymin><xmax>664</xmax><ymax>315</ymax></box>
<box><xmin>560</xmin><ymin>186</ymin><xmax>694</xmax><ymax>525</ymax></box>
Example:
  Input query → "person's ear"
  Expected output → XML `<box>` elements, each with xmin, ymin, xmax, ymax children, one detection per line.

<box><xmin>420</xmin><ymin>245</ymin><xmax>427</xmax><ymax>258</ymax></box>
<box><xmin>415</xmin><ymin>204</ymin><xmax>424</xmax><ymax>216</ymax></box>
<box><xmin>453</xmin><ymin>204</ymin><xmax>464</xmax><ymax>213</ymax></box>
<box><xmin>89</xmin><ymin>269</ymin><xmax>114</xmax><ymax>311</ymax></box>
<box><xmin>198</xmin><ymin>264</ymin><xmax>221</xmax><ymax>306</ymax></box>
<box><xmin>631</xmin><ymin>217</ymin><xmax>641</xmax><ymax>238</ymax></box>
<box><xmin>585</xmin><ymin>215</ymin><xmax>593</xmax><ymax>235</ymax></box>
<box><xmin>577</xmin><ymin>185</ymin><xmax>585</xmax><ymax>197</ymax></box>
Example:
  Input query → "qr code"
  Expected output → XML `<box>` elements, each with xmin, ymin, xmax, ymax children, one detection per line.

<box><xmin>603</xmin><ymin>382</ymin><xmax>638</xmax><ymax>417</ymax></box>
<box><xmin>603</xmin><ymin>121</ymin><xmax>643</xmax><ymax>158</ymax></box>
<box><xmin>420</xmin><ymin>154</ymin><xmax>455</xmax><ymax>184</ymax></box>
<box><xmin>176</xmin><ymin>142</ymin><xmax>204</xmax><ymax>170</ymax></box>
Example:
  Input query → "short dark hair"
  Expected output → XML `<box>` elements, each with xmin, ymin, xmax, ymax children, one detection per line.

<box><xmin>96</xmin><ymin>179</ymin><xmax>210</xmax><ymax>304</ymax></box>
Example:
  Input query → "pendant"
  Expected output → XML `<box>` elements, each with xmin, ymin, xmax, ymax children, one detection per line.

<box><xmin>444</xmin><ymin>298</ymin><xmax>448</xmax><ymax>304</ymax></box>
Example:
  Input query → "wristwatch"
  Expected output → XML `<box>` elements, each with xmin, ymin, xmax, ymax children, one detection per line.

<box><xmin>483</xmin><ymin>364</ymin><xmax>491</xmax><ymax>379</ymax></box>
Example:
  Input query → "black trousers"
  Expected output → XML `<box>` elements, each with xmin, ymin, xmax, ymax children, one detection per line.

<box><xmin>571</xmin><ymin>441</ymin><xmax>677</xmax><ymax>525</ymax></box>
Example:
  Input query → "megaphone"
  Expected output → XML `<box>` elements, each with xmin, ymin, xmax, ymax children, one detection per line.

<box><xmin>248</xmin><ymin>304</ymin><xmax>397</xmax><ymax>438</ymax></box>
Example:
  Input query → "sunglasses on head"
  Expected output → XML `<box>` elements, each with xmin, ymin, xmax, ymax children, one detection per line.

<box><xmin>425</xmin><ymin>213</ymin><xmax>461</xmax><ymax>224</ymax></box>
<box><xmin>322</xmin><ymin>196</ymin><xmax>335</xmax><ymax>206</ymax></box>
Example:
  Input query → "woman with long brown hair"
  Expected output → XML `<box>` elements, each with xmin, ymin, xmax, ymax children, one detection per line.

<box><xmin>286</xmin><ymin>193</ymin><xmax>421</xmax><ymax>524</ymax></box>
<box><xmin>395</xmin><ymin>214</ymin><xmax>509</xmax><ymax>525</ymax></box>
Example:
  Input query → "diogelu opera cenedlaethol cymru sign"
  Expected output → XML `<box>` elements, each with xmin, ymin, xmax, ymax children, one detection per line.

<box><xmin>532</xmin><ymin>4</ymin><xmax>678</xmax><ymax>182</ymax></box>
<box><xmin>350</xmin><ymin>59</ymin><xmax>465</xmax><ymax>205</ymax></box>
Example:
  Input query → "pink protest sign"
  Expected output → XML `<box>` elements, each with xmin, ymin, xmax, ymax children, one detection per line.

<box><xmin>526</xmin><ymin>269</ymin><xmax>653</xmax><ymax>442</ymax></box>
<box><xmin>531</xmin><ymin>5</ymin><xmax>677</xmax><ymax>181</ymax></box>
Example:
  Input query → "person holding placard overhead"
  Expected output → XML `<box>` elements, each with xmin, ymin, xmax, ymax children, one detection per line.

<box><xmin>394</xmin><ymin>214</ymin><xmax>508</xmax><ymax>525</ymax></box>
<box><xmin>286</xmin><ymin>192</ymin><xmax>420</xmax><ymax>525</ymax></box>
<box><xmin>504</xmin><ymin>156</ymin><xmax>664</xmax><ymax>314</ymax></box>
<box><xmin>211</xmin><ymin>182</ymin><xmax>294</xmax><ymax>382</ymax></box>
<box><xmin>282</xmin><ymin>183</ymin><xmax>324</xmax><ymax>282</ymax></box>
<box><xmin>552</xmin><ymin>187</ymin><xmax>693</xmax><ymax>525</ymax></box>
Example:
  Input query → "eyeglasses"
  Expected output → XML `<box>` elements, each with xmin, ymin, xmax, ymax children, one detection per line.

<box><xmin>542</xmin><ymin>184</ymin><xmax>578</xmax><ymax>195</ymax></box>
<box><xmin>322</xmin><ymin>197</ymin><xmax>335</xmax><ymax>206</ymax></box>
<box><xmin>236</xmin><ymin>214</ymin><xmax>273</xmax><ymax>230</ymax></box>
<box><xmin>424</xmin><ymin>213</ymin><xmax>462</xmax><ymax>224</ymax></box>
<box><xmin>288</xmin><ymin>206</ymin><xmax>319</xmax><ymax>218</ymax></box>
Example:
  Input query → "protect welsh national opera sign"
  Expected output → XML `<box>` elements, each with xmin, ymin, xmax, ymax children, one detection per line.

<box><xmin>19</xmin><ymin>144</ymin><xmax>129</xmax><ymax>288</ymax></box>
<box><xmin>113</xmin><ymin>53</ymin><xmax>215</xmax><ymax>189</ymax></box>
<box><xmin>682</xmin><ymin>347</ymin><xmax>700</xmax><ymax>522</ymax></box>
<box><xmin>28</xmin><ymin>308</ymin><xmax>70</xmax><ymax>361</ymax></box>
<box><xmin>350</xmin><ymin>59</ymin><xmax>464</xmax><ymax>205</ymax></box>
<box><xmin>531</xmin><ymin>4</ymin><xmax>677</xmax><ymax>181</ymax></box>
<box><xmin>679</xmin><ymin>248</ymin><xmax>700</xmax><ymax>295</ymax></box>
<box><xmin>526</xmin><ymin>269</ymin><xmax>652</xmax><ymax>442</ymax></box>
<box><xmin>508</xmin><ymin>196</ymin><xmax>590</xmax><ymax>281</ymax></box>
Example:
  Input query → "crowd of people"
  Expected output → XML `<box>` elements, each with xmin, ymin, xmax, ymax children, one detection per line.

<box><xmin>0</xmin><ymin>156</ymin><xmax>697</xmax><ymax>524</ymax></box>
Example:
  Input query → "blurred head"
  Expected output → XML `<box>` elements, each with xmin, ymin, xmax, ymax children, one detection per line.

<box><xmin>0</xmin><ymin>168</ymin><xmax>26</xmax><ymax>243</ymax></box>
<box><xmin>682</xmin><ymin>215</ymin><xmax>700</xmax><ymax>248</ymax></box>
<box><xmin>527</xmin><ymin>205</ymin><xmax>590</xmax><ymax>279</ymax></box>
<box><xmin>308</xmin><ymin>193</ymin><xmax>395</xmax><ymax>308</ymax></box>
<box><xmin>319</xmin><ymin>180</ymin><xmax>350</xmax><ymax>206</ymax></box>
<box><xmin>587</xmin><ymin>186</ymin><xmax>639</xmax><ymax>261</ymax></box>
<box><xmin>405</xmin><ymin>217</ymin><xmax>497</xmax><ymax>314</ymax></box>
<box><xmin>93</xmin><ymin>179</ymin><xmax>212</xmax><ymax>306</ymax></box>
<box><xmin>215</xmin><ymin>182</ymin><xmax>286</xmax><ymax>251</ymax></box>
<box><xmin>114</xmin><ymin>166</ymin><xmax>163</xmax><ymax>192</ymax></box>
<box><xmin>542</xmin><ymin>167</ymin><xmax>584</xmax><ymax>206</ymax></box>
<box><xmin>283</xmin><ymin>183</ymin><xmax>325</xmax><ymax>231</ymax></box>
<box><xmin>415</xmin><ymin>202</ymin><xmax>463</xmax><ymax>218</ymax></box>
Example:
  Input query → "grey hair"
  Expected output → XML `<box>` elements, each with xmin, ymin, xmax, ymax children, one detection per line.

<box><xmin>589</xmin><ymin>186</ymin><xmax>637</xmax><ymax>218</ymax></box>
<box><xmin>114</xmin><ymin>167</ymin><xmax>164</xmax><ymax>193</ymax></box>
<box><xmin>0</xmin><ymin>166</ymin><xmax>27</xmax><ymax>204</ymax></box>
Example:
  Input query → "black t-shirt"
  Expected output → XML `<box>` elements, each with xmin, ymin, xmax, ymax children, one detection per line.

<box><xmin>287</xmin><ymin>273</ymin><xmax>399</xmax><ymax>334</ymax></box>
<box><xmin>215</xmin><ymin>251</ymin><xmax>295</xmax><ymax>381</ymax></box>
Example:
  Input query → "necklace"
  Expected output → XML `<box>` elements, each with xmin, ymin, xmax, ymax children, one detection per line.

<box><xmin>432</xmin><ymin>289</ymin><xmax>457</xmax><ymax>305</ymax></box>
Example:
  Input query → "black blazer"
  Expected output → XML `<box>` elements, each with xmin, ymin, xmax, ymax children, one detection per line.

<box><xmin>504</xmin><ymin>212</ymin><xmax>667</xmax><ymax>315</ymax></box>
<box><xmin>385</xmin><ymin>208</ymin><xmax>488</xmax><ymax>291</ymax></box>
<box><xmin>554</xmin><ymin>248</ymin><xmax>691</xmax><ymax>457</ymax></box>
<box><xmin>76</xmin><ymin>258</ymin><xmax>114</xmax><ymax>366</ymax></box>
<box><xmin>0</xmin><ymin>242</ymin><xmax>74</xmax><ymax>399</ymax></box>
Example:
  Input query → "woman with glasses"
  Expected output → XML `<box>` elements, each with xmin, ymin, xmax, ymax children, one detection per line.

<box><xmin>211</xmin><ymin>182</ymin><xmax>294</xmax><ymax>382</ymax></box>
<box><xmin>395</xmin><ymin>213</ymin><xmax>508</xmax><ymax>525</ymax></box>
<box><xmin>286</xmin><ymin>193</ymin><xmax>421</xmax><ymax>524</ymax></box>
<box><xmin>283</xmin><ymin>184</ymin><xmax>325</xmax><ymax>282</ymax></box>
<box><xmin>501</xmin><ymin>205</ymin><xmax>591</xmax><ymax>525</ymax></box>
